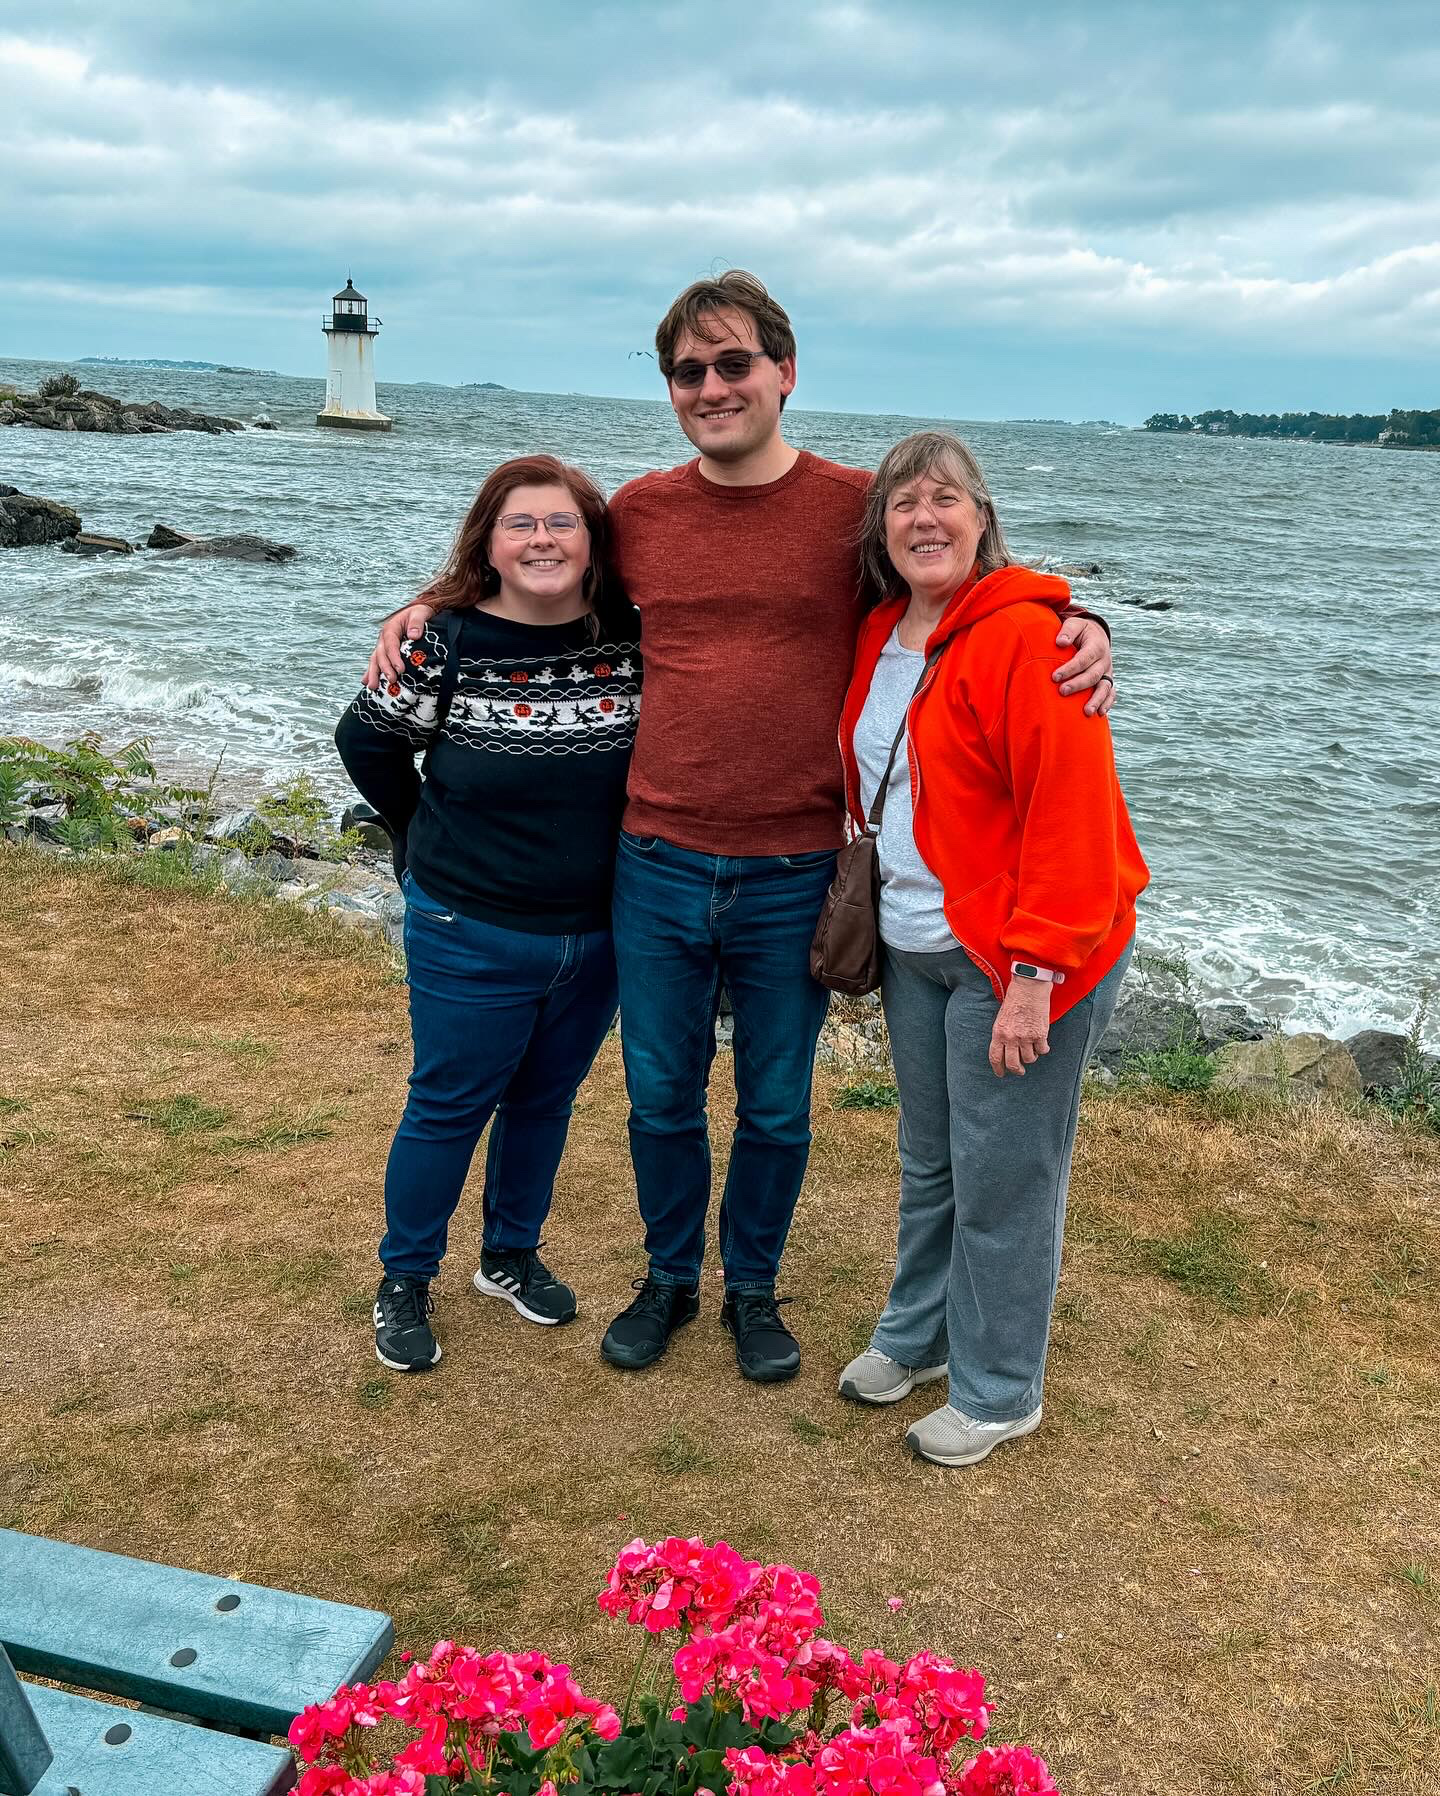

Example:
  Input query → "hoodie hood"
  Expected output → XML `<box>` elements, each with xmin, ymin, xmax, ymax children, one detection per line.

<box><xmin>926</xmin><ymin>564</ymin><xmax>1073</xmax><ymax>649</ymax></box>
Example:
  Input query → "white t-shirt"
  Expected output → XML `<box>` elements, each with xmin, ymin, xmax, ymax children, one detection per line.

<box><xmin>852</xmin><ymin>627</ymin><xmax>959</xmax><ymax>953</ymax></box>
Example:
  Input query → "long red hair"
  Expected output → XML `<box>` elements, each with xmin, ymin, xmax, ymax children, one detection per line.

<box><xmin>425</xmin><ymin>454</ymin><xmax>616</xmax><ymax>617</ymax></box>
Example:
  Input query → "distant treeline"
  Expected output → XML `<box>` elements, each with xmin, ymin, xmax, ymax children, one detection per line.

<box><xmin>1144</xmin><ymin>408</ymin><xmax>1440</xmax><ymax>447</ymax></box>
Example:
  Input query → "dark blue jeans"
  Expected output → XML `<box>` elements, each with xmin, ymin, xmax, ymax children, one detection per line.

<box><xmin>611</xmin><ymin>831</ymin><xmax>836</xmax><ymax>1291</ymax></box>
<box><xmin>380</xmin><ymin>874</ymin><xmax>619</xmax><ymax>1281</ymax></box>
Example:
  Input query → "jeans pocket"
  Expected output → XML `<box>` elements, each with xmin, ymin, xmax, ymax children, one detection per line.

<box><xmin>779</xmin><ymin>849</ymin><xmax>838</xmax><ymax>869</ymax></box>
<box><xmin>621</xmin><ymin>832</ymin><xmax>661</xmax><ymax>854</ymax></box>
<box><xmin>404</xmin><ymin>875</ymin><xmax>458</xmax><ymax>924</ymax></box>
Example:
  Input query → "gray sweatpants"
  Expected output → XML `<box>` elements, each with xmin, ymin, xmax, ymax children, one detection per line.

<box><xmin>871</xmin><ymin>940</ymin><xmax>1131</xmax><ymax>1421</ymax></box>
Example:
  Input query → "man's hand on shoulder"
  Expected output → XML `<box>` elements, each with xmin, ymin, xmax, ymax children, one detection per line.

<box><xmin>365</xmin><ymin>600</ymin><xmax>439</xmax><ymax>689</ymax></box>
<box><xmin>1052</xmin><ymin>614</ymin><xmax>1115</xmax><ymax>717</ymax></box>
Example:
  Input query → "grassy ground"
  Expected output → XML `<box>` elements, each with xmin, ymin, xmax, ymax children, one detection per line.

<box><xmin>2</xmin><ymin>845</ymin><xmax>1437</xmax><ymax>1796</ymax></box>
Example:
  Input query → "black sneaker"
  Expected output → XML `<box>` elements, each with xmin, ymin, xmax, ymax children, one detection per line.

<box><xmin>374</xmin><ymin>1276</ymin><xmax>441</xmax><ymax>1372</ymax></box>
<box><xmin>473</xmin><ymin>1245</ymin><xmax>577</xmax><ymax>1326</ymax></box>
<box><xmin>721</xmin><ymin>1289</ymin><xmax>800</xmax><ymax>1383</ymax></box>
<box><xmin>600</xmin><ymin>1276</ymin><xmax>700</xmax><ymax>1370</ymax></box>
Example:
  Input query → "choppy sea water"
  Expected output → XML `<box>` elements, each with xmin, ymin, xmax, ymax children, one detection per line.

<box><xmin>3</xmin><ymin>356</ymin><xmax>1437</xmax><ymax>1046</ymax></box>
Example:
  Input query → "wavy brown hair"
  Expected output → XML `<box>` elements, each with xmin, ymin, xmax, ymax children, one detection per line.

<box><xmin>859</xmin><ymin>431</ymin><xmax>1013</xmax><ymax>603</ymax></box>
<box><xmin>424</xmin><ymin>454</ymin><xmax>616</xmax><ymax>621</ymax></box>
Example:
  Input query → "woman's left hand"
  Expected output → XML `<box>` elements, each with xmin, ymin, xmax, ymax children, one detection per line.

<box><xmin>989</xmin><ymin>977</ymin><xmax>1053</xmax><ymax>1077</ymax></box>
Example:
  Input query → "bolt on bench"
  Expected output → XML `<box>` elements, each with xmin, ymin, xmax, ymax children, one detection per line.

<box><xmin>0</xmin><ymin>1528</ymin><xmax>393</xmax><ymax>1796</ymax></box>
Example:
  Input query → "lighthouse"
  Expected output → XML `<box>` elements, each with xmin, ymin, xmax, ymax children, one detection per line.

<box><xmin>316</xmin><ymin>277</ymin><xmax>391</xmax><ymax>431</ymax></box>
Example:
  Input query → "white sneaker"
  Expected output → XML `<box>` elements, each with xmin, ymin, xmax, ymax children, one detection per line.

<box><xmin>838</xmin><ymin>1349</ymin><xmax>947</xmax><ymax>1405</ymax></box>
<box><xmin>905</xmin><ymin>1403</ymin><xmax>1043</xmax><ymax>1466</ymax></box>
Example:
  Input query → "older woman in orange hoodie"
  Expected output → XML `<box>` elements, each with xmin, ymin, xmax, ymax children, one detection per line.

<box><xmin>835</xmin><ymin>430</ymin><xmax>1148</xmax><ymax>1467</ymax></box>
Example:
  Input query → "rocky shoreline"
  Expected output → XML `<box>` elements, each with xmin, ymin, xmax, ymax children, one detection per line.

<box><xmin>0</xmin><ymin>486</ymin><xmax>295</xmax><ymax>561</ymax></box>
<box><xmin>2</xmin><ymin>780</ymin><xmax>1429</xmax><ymax>1110</ymax></box>
<box><xmin>0</xmin><ymin>383</ymin><xmax>243</xmax><ymax>435</ymax></box>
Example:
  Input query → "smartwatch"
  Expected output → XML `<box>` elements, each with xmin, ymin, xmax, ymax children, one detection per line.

<box><xmin>1011</xmin><ymin>961</ymin><xmax>1065</xmax><ymax>984</ymax></box>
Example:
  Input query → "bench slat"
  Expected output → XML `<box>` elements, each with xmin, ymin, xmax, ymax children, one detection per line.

<box><xmin>0</xmin><ymin>1531</ymin><xmax>393</xmax><ymax>1738</ymax></box>
<box><xmin>23</xmin><ymin>1684</ymin><xmax>295</xmax><ymax>1796</ymax></box>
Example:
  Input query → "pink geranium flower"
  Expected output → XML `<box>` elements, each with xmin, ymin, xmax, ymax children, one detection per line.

<box><xmin>955</xmin><ymin>1744</ymin><xmax>1058</xmax><ymax>1795</ymax></box>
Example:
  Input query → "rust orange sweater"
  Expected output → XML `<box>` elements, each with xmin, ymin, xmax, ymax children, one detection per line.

<box><xmin>838</xmin><ymin>566</ymin><xmax>1149</xmax><ymax>1021</ymax></box>
<box><xmin>609</xmin><ymin>452</ymin><xmax>871</xmax><ymax>854</ymax></box>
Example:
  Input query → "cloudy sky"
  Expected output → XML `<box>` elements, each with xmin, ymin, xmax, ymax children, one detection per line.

<box><xmin>3</xmin><ymin>1</ymin><xmax>1438</xmax><ymax>420</ymax></box>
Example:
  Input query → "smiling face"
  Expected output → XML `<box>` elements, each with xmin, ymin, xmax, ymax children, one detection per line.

<box><xmin>485</xmin><ymin>481</ymin><xmax>592</xmax><ymax>619</ymax></box>
<box><xmin>883</xmin><ymin>467</ymin><xmax>988</xmax><ymax>602</ymax></box>
<box><xmin>667</xmin><ymin>306</ymin><xmax>796</xmax><ymax>468</ymax></box>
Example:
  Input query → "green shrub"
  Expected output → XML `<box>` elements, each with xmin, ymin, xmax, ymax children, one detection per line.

<box><xmin>1375</xmin><ymin>994</ymin><xmax>1440</xmax><ymax>1134</ymax></box>
<box><xmin>0</xmin><ymin>733</ymin><xmax>205</xmax><ymax>852</ymax></box>
<box><xmin>37</xmin><ymin>371</ymin><xmax>82</xmax><ymax>399</ymax></box>
<box><xmin>1121</xmin><ymin>948</ymin><xmax>1217</xmax><ymax>1092</ymax></box>
<box><xmin>834</xmin><ymin>1078</ymin><xmax>900</xmax><ymax>1109</ymax></box>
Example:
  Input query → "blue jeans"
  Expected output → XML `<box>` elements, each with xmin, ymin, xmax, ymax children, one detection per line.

<box><xmin>611</xmin><ymin>831</ymin><xmax>836</xmax><ymax>1291</ymax></box>
<box><xmin>379</xmin><ymin>874</ymin><xmax>619</xmax><ymax>1281</ymax></box>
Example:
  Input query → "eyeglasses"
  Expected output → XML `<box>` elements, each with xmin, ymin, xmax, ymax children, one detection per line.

<box><xmin>498</xmin><ymin>511</ymin><xmax>581</xmax><ymax>537</ymax></box>
<box><xmin>669</xmin><ymin>350</ymin><xmax>772</xmax><ymax>389</ymax></box>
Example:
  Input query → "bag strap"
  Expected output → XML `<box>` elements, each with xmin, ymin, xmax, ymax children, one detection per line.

<box><xmin>420</xmin><ymin>607</ymin><xmax>464</xmax><ymax>772</ymax></box>
<box><xmin>864</xmin><ymin>635</ymin><xmax>949</xmax><ymax>832</ymax></box>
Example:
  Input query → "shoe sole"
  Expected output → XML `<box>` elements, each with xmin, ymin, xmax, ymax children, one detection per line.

<box><xmin>905</xmin><ymin>1409</ymin><xmax>1043</xmax><ymax>1467</ymax></box>
<box><xmin>838</xmin><ymin>1363</ymin><xmax>947</xmax><ymax>1405</ymax></box>
<box><xmin>473</xmin><ymin>1268</ymin><xmax>576</xmax><ymax>1327</ymax></box>
<box><xmin>600</xmin><ymin>1306</ymin><xmax>696</xmax><ymax>1369</ymax></box>
<box><xmin>374</xmin><ymin>1341</ymin><xmax>442</xmax><ymax>1373</ymax></box>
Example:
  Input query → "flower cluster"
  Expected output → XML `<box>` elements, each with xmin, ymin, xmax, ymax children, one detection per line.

<box><xmin>290</xmin><ymin>1645</ymin><xmax>619</xmax><ymax>1796</ymax></box>
<box><xmin>287</xmin><ymin>1540</ymin><xmax>1058</xmax><ymax>1796</ymax></box>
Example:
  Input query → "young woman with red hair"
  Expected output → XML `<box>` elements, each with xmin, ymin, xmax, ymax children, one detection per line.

<box><xmin>336</xmin><ymin>456</ymin><xmax>641</xmax><ymax>1372</ymax></box>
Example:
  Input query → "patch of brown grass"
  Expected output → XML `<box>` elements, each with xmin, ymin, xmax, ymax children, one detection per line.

<box><xmin>2</xmin><ymin>846</ymin><xmax>1438</xmax><ymax>1796</ymax></box>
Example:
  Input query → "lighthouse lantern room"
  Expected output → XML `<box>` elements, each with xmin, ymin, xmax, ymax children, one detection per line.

<box><xmin>317</xmin><ymin>277</ymin><xmax>392</xmax><ymax>431</ymax></box>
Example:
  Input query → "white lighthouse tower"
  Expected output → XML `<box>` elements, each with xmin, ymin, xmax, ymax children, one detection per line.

<box><xmin>317</xmin><ymin>277</ymin><xmax>391</xmax><ymax>431</ymax></box>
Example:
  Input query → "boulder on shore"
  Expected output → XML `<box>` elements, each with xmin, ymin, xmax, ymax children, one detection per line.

<box><xmin>146</xmin><ymin>523</ymin><xmax>195</xmax><ymax>550</ymax></box>
<box><xmin>148</xmin><ymin>532</ymin><xmax>297</xmax><ymax>564</ymax></box>
<box><xmin>1343</xmin><ymin>1028</ymin><xmax>1410</xmax><ymax>1093</ymax></box>
<box><xmin>1094</xmin><ymin>986</ymin><xmax>1204</xmax><ymax>1069</ymax></box>
<box><xmin>1211</xmin><ymin>1032</ymin><xmax>1362</xmax><ymax>1098</ymax></box>
<box><xmin>0</xmin><ymin>486</ymin><xmax>82</xmax><ymax>547</ymax></box>
<box><xmin>0</xmin><ymin>388</ymin><xmax>243</xmax><ymax>435</ymax></box>
<box><xmin>59</xmin><ymin>532</ymin><xmax>134</xmax><ymax>556</ymax></box>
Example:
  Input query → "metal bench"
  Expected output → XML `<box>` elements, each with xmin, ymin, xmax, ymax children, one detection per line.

<box><xmin>0</xmin><ymin>1528</ymin><xmax>395</xmax><ymax>1796</ymax></box>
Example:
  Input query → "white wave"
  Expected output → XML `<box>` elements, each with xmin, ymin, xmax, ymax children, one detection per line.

<box><xmin>0</xmin><ymin>657</ymin><xmax>215</xmax><ymax>712</ymax></box>
<box><xmin>1025</xmin><ymin>463</ymin><xmax>1056</xmax><ymax>472</ymax></box>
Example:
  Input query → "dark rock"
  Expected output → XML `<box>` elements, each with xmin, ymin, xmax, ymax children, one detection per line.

<box><xmin>1094</xmin><ymin>986</ymin><xmax>1203</xmax><ymax>1069</ymax></box>
<box><xmin>341</xmin><ymin>803</ymin><xmax>393</xmax><ymax>852</ymax></box>
<box><xmin>252</xmin><ymin>417</ymin><xmax>279</xmax><ymax>430</ymax></box>
<box><xmin>149</xmin><ymin>533</ymin><xmax>297</xmax><ymax>564</ymax></box>
<box><xmin>59</xmin><ymin>532</ymin><xmax>134</xmax><ymax>556</ymax></box>
<box><xmin>0</xmin><ymin>387</ymin><xmax>242</xmax><ymax>434</ymax></box>
<box><xmin>1120</xmin><ymin>597</ymin><xmax>1176</xmax><ymax>611</ymax></box>
<box><xmin>146</xmin><ymin>523</ymin><xmax>195</xmax><ymax>550</ymax></box>
<box><xmin>0</xmin><ymin>489</ymin><xmax>82</xmax><ymax>548</ymax></box>
<box><xmin>1198</xmin><ymin>1002</ymin><xmax>1265</xmax><ymax>1050</ymax></box>
<box><xmin>1051</xmin><ymin>562</ymin><xmax>1102</xmax><ymax>578</ymax></box>
<box><xmin>25</xmin><ymin>802</ymin><xmax>68</xmax><ymax>841</ymax></box>
<box><xmin>1343</xmin><ymin>1028</ymin><xmax>1410</xmax><ymax>1094</ymax></box>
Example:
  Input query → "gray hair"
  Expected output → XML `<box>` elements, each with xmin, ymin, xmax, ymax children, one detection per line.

<box><xmin>859</xmin><ymin>430</ymin><xmax>1012</xmax><ymax>600</ymax></box>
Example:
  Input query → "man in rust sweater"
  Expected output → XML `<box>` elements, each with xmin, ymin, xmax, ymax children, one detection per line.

<box><xmin>367</xmin><ymin>271</ymin><xmax>1113</xmax><ymax>1384</ymax></box>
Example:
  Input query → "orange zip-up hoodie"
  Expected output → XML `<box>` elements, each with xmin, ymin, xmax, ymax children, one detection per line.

<box><xmin>838</xmin><ymin>566</ymin><xmax>1149</xmax><ymax>1022</ymax></box>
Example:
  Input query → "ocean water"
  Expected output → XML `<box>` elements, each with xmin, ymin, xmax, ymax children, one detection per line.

<box><xmin>3</xmin><ymin>356</ymin><xmax>1437</xmax><ymax>1046</ymax></box>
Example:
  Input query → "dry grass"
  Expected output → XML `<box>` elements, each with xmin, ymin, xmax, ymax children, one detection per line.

<box><xmin>2</xmin><ymin>845</ymin><xmax>1438</xmax><ymax>1796</ymax></box>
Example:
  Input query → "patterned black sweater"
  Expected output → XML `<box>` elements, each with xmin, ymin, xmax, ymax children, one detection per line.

<box><xmin>335</xmin><ymin>605</ymin><xmax>642</xmax><ymax>934</ymax></box>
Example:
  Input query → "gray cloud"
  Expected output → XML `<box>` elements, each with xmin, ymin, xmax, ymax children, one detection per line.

<box><xmin>2</xmin><ymin>2</ymin><xmax>1438</xmax><ymax>415</ymax></box>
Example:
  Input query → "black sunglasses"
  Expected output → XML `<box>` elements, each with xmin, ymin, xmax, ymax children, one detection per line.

<box><xmin>669</xmin><ymin>350</ymin><xmax>772</xmax><ymax>389</ymax></box>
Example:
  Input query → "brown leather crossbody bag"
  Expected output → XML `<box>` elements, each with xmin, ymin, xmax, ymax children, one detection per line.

<box><xmin>809</xmin><ymin>638</ymin><xmax>949</xmax><ymax>995</ymax></box>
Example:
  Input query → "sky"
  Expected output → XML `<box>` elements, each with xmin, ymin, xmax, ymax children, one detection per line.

<box><xmin>2</xmin><ymin>1</ymin><xmax>1438</xmax><ymax>422</ymax></box>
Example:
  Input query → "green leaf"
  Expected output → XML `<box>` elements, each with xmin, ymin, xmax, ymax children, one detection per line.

<box><xmin>592</xmin><ymin>1733</ymin><xmax>652</xmax><ymax>1788</ymax></box>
